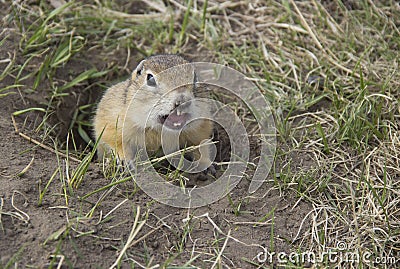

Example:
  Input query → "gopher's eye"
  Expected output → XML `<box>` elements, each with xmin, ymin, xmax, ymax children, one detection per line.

<box><xmin>147</xmin><ymin>73</ymin><xmax>156</xmax><ymax>87</ymax></box>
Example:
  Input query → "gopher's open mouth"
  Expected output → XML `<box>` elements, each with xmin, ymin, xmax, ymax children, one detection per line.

<box><xmin>159</xmin><ymin>110</ymin><xmax>190</xmax><ymax>130</ymax></box>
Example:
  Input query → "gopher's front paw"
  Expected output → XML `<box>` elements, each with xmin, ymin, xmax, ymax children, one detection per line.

<box><xmin>202</xmin><ymin>163</ymin><xmax>217</xmax><ymax>177</ymax></box>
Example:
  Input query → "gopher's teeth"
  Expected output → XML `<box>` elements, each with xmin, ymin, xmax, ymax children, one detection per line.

<box><xmin>173</xmin><ymin>122</ymin><xmax>181</xmax><ymax>127</ymax></box>
<box><xmin>176</xmin><ymin>109</ymin><xmax>182</xmax><ymax>116</ymax></box>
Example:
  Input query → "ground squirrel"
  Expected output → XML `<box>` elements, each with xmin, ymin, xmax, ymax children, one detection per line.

<box><xmin>93</xmin><ymin>54</ymin><xmax>215</xmax><ymax>174</ymax></box>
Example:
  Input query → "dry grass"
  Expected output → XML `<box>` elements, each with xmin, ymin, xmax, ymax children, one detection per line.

<box><xmin>1</xmin><ymin>0</ymin><xmax>399</xmax><ymax>268</ymax></box>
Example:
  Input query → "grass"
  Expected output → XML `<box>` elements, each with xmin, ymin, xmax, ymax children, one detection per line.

<box><xmin>1</xmin><ymin>0</ymin><xmax>399</xmax><ymax>268</ymax></box>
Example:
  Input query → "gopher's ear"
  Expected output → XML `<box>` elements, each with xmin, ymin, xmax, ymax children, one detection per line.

<box><xmin>131</xmin><ymin>60</ymin><xmax>145</xmax><ymax>80</ymax></box>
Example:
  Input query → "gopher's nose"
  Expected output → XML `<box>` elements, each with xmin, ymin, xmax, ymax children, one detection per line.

<box><xmin>174</xmin><ymin>94</ymin><xmax>191</xmax><ymax>109</ymax></box>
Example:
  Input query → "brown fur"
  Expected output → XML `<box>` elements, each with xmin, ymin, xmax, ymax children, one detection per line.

<box><xmin>93</xmin><ymin>55</ymin><xmax>214</xmax><ymax>170</ymax></box>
